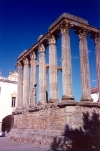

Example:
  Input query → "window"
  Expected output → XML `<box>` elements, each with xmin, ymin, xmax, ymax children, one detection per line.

<box><xmin>12</xmin><ymin>97</ymin><xmax>16</xmax><ymax>107</ymax></box>
<box><xmin>11</xmin><ymin>92</ymin><xmax>17</xmax><ymax>107</ymax></box>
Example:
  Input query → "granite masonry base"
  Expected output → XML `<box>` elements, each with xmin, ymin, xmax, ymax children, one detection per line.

<box><xmin>9</xmin><ymin>100</ymin><xmax>100</xmax><ymax>150</ymax></box>
<box><xmin>62</xmin><ymin>95</ymin><xmax>75</xmax><ymax>100</ymax></box>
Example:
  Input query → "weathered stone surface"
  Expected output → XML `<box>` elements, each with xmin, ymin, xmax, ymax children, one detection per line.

<box><xmin>49</xmin><ymin>12</ymin><xmax>88</xmax><ymax>31</ymax></box>
<box><xmin>30</xmin><ymin>52</ymin><xmax>36</xmax><ymax>106</ymax></box>
<box><xmin>61</xmin><ymin>22</ymin><xmax>74</xmax><ymax>100</ymax></box>
<box><xmin>38</xmin><ymin>44</ymin><xmax>46</xmax><ymax>104</ymax></box>
<box><xmin>48</xmin><ymin>35</ymin><xmax>58</xmax><ymax>102</ymax></box>
<box><xmin>17</xmin><ymin>62</ymin><xmax>23</xmax><ymax>107</ymax></box>
<box><xmin>65</xmin><ymin>106</ymin><xmax>77</xmax><ymax>113</ymax></box>
<box><xmin>23</xmin><ymin>58</ymin><xmax>29</xmax><ymax>106</ymax></box>
<box><xmin>77</xmin><ymin>28</ymin><xmax>93</xmax><ymax>102</ymax></box>
<box><xmin>94</xmin><ymin>34</ymin><xmax>100</xmax><ymax>102</ymax></box>
<box><xmin>9</xmin><ymin>103</ymin><xmax>100</xmax><ymax>149</ymax></box>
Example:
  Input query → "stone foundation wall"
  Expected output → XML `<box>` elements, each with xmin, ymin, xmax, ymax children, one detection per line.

<box><xmin>9</xmin><ymin>101</ymin><xmax>100</xmax><ymax>149</ymax></box>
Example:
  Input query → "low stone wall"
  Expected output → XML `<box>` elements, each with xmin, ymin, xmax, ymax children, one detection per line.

<box><xmin>9</xmin><ymin>100</ymin><xmax>100</xmax><ymax>150</ymax></box>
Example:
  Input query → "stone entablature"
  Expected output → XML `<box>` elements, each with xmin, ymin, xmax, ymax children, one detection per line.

<box><xmin>17</xmin><ymin>13</ymin><xmax>99</xmax><ymax>61</ymax></box>
<box><xmin>48</xmin><ymin>12</ymin><xmax>89</xmax><ymax>31</ymax></box>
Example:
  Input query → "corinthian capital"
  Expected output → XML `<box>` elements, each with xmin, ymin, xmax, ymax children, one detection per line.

<box><xmin>76</xmin><ymin>28</ymin><xmax>88</xmax><ymax>40</ymax></box>
<box><xmin>48</xmin><ymin>35</ymin><xmax>56</xmax><ymax>45</ymax></box>
<box><xmin>23</xmin><ymin>58</ymin><xmax>29</xmax><ymax>65</ymax></box>
<box><xmin>30</xmin><ymin>51</ymin><xmax>36</xmax><ymax>60</ymax></box>
<box><xmin>60</xmin><ymin>21</ymin><xmax>71</xmax><ymax>34</ymax></box>
<box><xmin>17</xmin><ymin>62</ymin><xmax>22</xmax><ymax>70</ymax></box>
<box><xmin>38</xmin><ymin>44</ymin><xmax>45</xmax><ymax>53</ymax></box>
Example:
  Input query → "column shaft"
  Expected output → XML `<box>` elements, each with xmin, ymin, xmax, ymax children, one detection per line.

<box><xmin>61</xmin><ymin>23</ymin><xmax>74</xmax><ymax>100</ymax></box>
<box><xmin>78</xmin><ymin>29</ymin><xmax>92</xmax><ymax>101</ymax></box>
<box><xmin>95</xmin><ymin>35</ymin><xmax>100</xmax><ymax>102</ymax></box>
<box><xmin>48</xmin><ymin>35</ymin><xmax>58</xmax><ymax>102</ymax></box>
<box><xmin>23</xmin><ymin>58</ymin><xmax>29</xmax><ymax>106</ymax></box>
<box><xmin>30</xmin><ymin>52</ymin><xmax>36</xmax><ymax>105</ymax></box>
<box><xmin>39</xmin><ymin>44</ymin><xmax>46</xmax><ymax>104</ymax></box>
<box><xmin>46</xmin><ymin>68</ymin><xmax>48</xmax><ymax>102</ymax></box>
<box><xmin>17</xmin><ymin>62</ymin><xmax>23</xmax><ymax>107</ymax></box>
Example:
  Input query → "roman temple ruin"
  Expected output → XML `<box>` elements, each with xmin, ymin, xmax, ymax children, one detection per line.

<box><xmin>9</xmin><ymin>13</ymin><xmax>100</xmax><ymax>149</ymax></box>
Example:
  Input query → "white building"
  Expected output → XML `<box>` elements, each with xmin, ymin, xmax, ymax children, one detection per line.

<box><xmin>91</xmin><ymin>86</ymin><xmax>99</xmax><ymax>102</ymax></box>
<box><xmin>0</xmin><ymin>71</ymin><xmax>18</xmax><ymax>131</ymax></box>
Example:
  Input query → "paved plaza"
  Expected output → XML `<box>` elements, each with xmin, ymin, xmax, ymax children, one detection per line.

<box><xmin>0</xmin><ymin>137</ymin><xmax>99</xmax><ymax>151</ymax></box>
<box><xmin>0</xmin><ymin>137</ymin><xmax>49</xmax><ymax>151</ymax></box>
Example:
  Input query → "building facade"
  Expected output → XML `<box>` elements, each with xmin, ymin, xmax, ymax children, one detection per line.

<box><xmin>91</xmin><ymin>86</ymin><xmax>99</xmax><ymax>102</ymax></box>
<box><xmin>0</xmin><ymin>71</ymin><xmax>18</xmax><ymax>131</ymax></box>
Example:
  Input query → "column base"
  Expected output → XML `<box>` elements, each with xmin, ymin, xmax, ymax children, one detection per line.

<box><xmin>97</xmin><ymin>98</ymin><xmax>100</xmax><ymax>103</ymax></box>
<box><xmin>37</xmin><ymin>101</ymin><xmax>47</xmax><ymax>105</ymax></box>
<box><xmin>49</xmin><ymin>99</ymin><xmax>59</xmax><ymax>103</ymax></box>
<box><xmin>29</xmin><ymin>103</ymin><xmax>36</xmax><ymax>108</ymax></box>
<box><xmin>62</xmin><ymin>95</ymin><xmax>75</xmax><ymax>100</ymax></box>
<box><xmin>80</xmin><ymin>97</ymin><xmax>93</xmax><ymax>102</ymax></box>
<box><xmin>16</xmin><ymin>106</ymin><xmax>23</xmax><ymax>109</ymax></box>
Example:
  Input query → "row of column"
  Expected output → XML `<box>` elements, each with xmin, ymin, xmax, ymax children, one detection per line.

<box><xmin>17</xmin><ymin>25</ymin><xmax>100</xmax><ymax>107</ymax></box>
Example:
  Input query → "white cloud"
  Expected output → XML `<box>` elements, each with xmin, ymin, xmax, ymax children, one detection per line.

<box><xmin>58</xmin><ymin>55</ymin><xmax>79</xmax><ymax>61</ymax></box>
<box><xmin>92</xmin><ymin>79</ymin><xmax>97</xmax><ymax>82</ymax></box>
<box><xmin>71</xmin><ymin>56</ymin><xmax>79</xmax><ymax>59</ymax></box>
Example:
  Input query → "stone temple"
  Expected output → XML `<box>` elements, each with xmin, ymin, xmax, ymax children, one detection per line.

<box><xmin>9</xmin><ymin>13</ymin><xmax>100</xmax><ymax>149</ymax></box>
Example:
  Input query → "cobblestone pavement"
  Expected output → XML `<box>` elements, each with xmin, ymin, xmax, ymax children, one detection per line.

<box><xmin>0</xmin><ymin>137</ymin><xmax>50</xmax><ymax>151</ymax></box>
<box><xmin>0</xmin><ymin>137</ymin><xmax>99</xmax><ymax>151</ymax></box>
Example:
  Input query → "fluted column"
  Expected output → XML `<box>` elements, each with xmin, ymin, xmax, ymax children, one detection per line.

<box><xmin>48</xmin><ymin>35</ymin><xmax>58</xmax><ymax>102</ymax></box>
<box><xmin>94</xmin><ymin>34</ymin><xmax>100</xmax><ymax>102</ymax></box>
<box><xmin>77</xmin><ymin>28</ymin><xmax>92</xmax><ymax>101</ymax></box>
<box><xmin>61</xmin><ymin>22</ymin><xmax>74</xmax><ymax>100</ymax></box>
<box><xmin>38</xmin><ymin>44</ymin><xmax>46</xmax><ymax>104</ymax></box>
<box><xmin>46</xmin><ymin>68</ymin><xmax>48</xmax><ymax>102</ymax></box>
<box><xmin>23</xmin><ymin>58</ymin><xmax>29</xmax><ymax>106</ymax></box>
<box><xmin>30</xmin><ymin>52</ymin><xmax>36</xmax><ymax>105</ymax></box>
<box><xmin>17</xmin><ymin>62</ymin><xmax>23</xmax><ymax>107</ymax></box>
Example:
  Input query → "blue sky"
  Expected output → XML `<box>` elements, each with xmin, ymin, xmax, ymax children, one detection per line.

<box><xmin>0</xmin><ymin>0</ymin><xmax>99</xmax><ymax>101</ymax></box>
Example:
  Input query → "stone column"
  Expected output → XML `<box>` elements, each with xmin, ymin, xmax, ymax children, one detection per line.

<box><xmin>30</xmin><ymin>52</ymin><xmax>37</xmax><ymax>106</ymax></box>
<box><xmin>94</xmin><ymin>34</ymin><xmax>100</xmax><ymax>102</ymax></box>
<box><xmin>38</xmin><ymin>44</ymin><xmax>46</xmax><ymax>104</ymax></box>
<box><xmin>48</xmin><ymin>35</ymin><xmax>58</xmax><ymax>102</ymax></box>
<box><xmin>17</xmin><ymin>62</ymin><xmax>23</xmax><ymax>107</ymax></box>
<box><xmin>46</xmin><ymin>67</ymin><xmax>48</xmax><ymax>102</ymax></box>
<box><xmin>23</xmin><ymin>58</ymin><xmax>29</xmax><ymax>106</ymax></box>
<box><xmin>61</xmin><ymin>22</ymin><xmax>74</xmax><ymax>100</ymax></box>
<box><xmin>77</xmin><ymin>28</ymin><xmax>92</xmax><ymax>101</ymax></box>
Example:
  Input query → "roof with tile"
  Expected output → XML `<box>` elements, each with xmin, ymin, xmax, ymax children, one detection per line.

<box><xmin>91</xmin><ymin>87</ymin><xmax>98</xmax><ymax>93</ymax></box>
